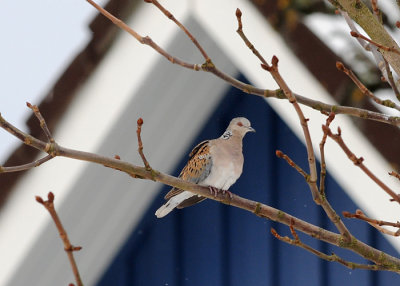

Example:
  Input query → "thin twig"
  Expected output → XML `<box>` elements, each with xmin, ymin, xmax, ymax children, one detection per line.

<box><xmin>320</xmin><ymin>112</ymin><xmax>336</xmax><ymax>197</ymax></box>
<box><xmin>26</xmin><ymin>102</ymin><xmax>55</xmax><ymax>143</ymax></box>
<box><xmin>36</xmin><ymin>192</ymin><xmax>83</xmax><ymax>286</ymax></box>
<box><xmin>344</xmin><ymin>210</ymin><xmax>400</xmax><ymax>236</ymax></box>
<box><xmin>336</xmin><ymin>62</ymin><xmax>400</xmax><ymax>111</ymax></box>
<box><xmin>271</xmin><ymin>219</ymin><xmax>387</xmax><ymax>271</ymax></box>
<box><xmin>324</xmin><ymin>126</ymin><xmax>400</xmax><ymax>204</ymax></box>
<box><xmin>383</xmin><ymin>59</ymin><xmax>400</xmax><ymax>101</ymax></box>
<box><xmin>275</xmin><ymin>150</ymin><xmax>309</xmax><ymax>179</ymax></box>
<box><xmin>146</xmin><ymin>0</ymin><xmax>209</xmax><ymax>61</ymax></box>
<box><xmin>0</xmin><ymin>154</ymin><xmax>53</xmax><ymax>173</ymax></box>
<box><xmin>351</xmin><ymin>31</ymin><xmax>400</xmax><ymax>55</ymax></box>
<box><xmin>136</xmin><ymin>118</ymin><xmax>151</xmax><ymax>171</ymax></box>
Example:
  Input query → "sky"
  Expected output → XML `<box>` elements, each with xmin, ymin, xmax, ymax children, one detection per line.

<box><xmin>0</xmin><ymin>0</ymin><xmax>106</xmax><ymax>163</ymax></box>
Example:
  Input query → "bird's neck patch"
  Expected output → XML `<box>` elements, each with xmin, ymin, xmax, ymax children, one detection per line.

<box><xmin>221</xmin><ymin>130</ymin><xmax>232</xmax><ymax>140</ymax></box>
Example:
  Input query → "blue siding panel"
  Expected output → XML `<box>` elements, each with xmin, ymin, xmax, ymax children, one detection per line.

<box><xmin>97</xmin><ymin>75</ymin><xmax>400</xmax><ymax>285</ymax></box>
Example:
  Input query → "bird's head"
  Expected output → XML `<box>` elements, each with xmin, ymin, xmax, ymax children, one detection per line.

<box><xmin>227</xmin><ymin>117</ymin><xmax>255</xmax><ymax>138</ymax></box>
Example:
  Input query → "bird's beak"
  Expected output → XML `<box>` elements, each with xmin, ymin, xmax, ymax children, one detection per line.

<box><xmin>248</xmin><ymin>126</ymin><xmax>256</xmax><ymax>133</ymax></box>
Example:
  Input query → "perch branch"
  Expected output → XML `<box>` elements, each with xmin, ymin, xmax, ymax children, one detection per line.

<box><xmin>36</xmin><ymin>192</ymin><xmax>83</xmax><ymax>286</ymax></box>
<box><xmin>84</xmin><ymin>0</ymin><xmax>400</xmax><ymax>128</ymax></box>
<box><xmin>2</xmin><ymin>108</ymin><xmax>400</xmax><ymax>271</ymax></box>
<box><xmin>324</xmin><ymin>126</ymin><xmax>400</xmax><ymax>204</ymax></box>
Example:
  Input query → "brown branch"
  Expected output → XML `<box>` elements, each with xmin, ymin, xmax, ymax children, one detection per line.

<box><xmin>344</xmin><ymin>210</ymin><xmax>400</xmax><ymax>236</ymax></box>
<box><xmin>351</xmin><ymin>31</ymin><xmax>400</xmax><ymax>55</ymax></box>
<box><xmin>271</xmin><ymin>220</ymin><xmax>388</xmax><ymax>271</ymax></box>
<box><xmin>324</xmin><ymin>126</ymin><xmax>400</xmax><ymax>204</ymax></box>
<box><xmin>383</xmin><ymin>59</ymin><xmax>400</xmax><ymax>102</ymax></box>
<box><xmin>0</xmin><ymin>154</ymin><xmax>53</xmax><ymax>173</ymax></box>
<box><xmin>2</xmin><ymin>107</ymin><xmax>400</xmax><ymax>271</ymax></box>
<box><xmin>146</xmin><ymin>0</ymin><xmax>209</xmax><ymax>61</ymax></box>
<box><xmin>336</xmin><ymin>62</ymin><xmax>400</xmax><ymax>111</ymax></box>
<box><xmin>36</xmin><ymin>192</ymin><xmax>83</xmax><ymax>286</ymax></box>
<box><xmin>84</xmin><ymin>0</ymin><xmax>400</xmax><ymax>128</ymax></box>
<box><xmin>236</xmin><ymin>9</ymin><xmax>354</xmax><ymax>241</ymax></box>
<box><xmin>275</xmin><ymin>150</ymin><xmax>308</xmax><ymax>179</ymax></box>
<box><xmin>320</xmin><ymin>112</ymin><xmax>336</xmax><ymax>197</ymax></box>
<box><xmin>136</xmin><ymin>117</ymin><xmax>151</xmax><ymax>170</ymax></box>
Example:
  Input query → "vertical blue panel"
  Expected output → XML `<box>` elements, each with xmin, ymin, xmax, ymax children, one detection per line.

<box><xmin>97</xmin><ymin>74</ymin><xmax>400</xmax><ymax>286</ymax></box>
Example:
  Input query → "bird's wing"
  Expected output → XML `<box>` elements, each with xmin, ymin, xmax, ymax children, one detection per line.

<box><xmin>164</xmin><ymin>140</ymin><xmax>213</xmax><ymax>205</ymax></box>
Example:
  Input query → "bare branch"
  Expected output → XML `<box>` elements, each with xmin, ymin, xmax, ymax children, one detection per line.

<box><xmin>236</xmin><ymin>9</ymin><xmax>355</xmax><ymax>242</ymax></box>
<box><xmin>146</xmin><ymin>0</ymin><xmax>209</xmax><ymax>61</ymax></box>
<box><xmin>275</xmin><ymin>150</ymin><xmax>308</xmax><ymax>180</ymax></box>
<box><xmin>271</xmin><ymin>220</ymin><xmax>388</xmax><ymax>271</ymax></box>
<box><xmin>2</xmin><ymin>106</ymin><xmax>400</xmax><ymax>270</ymax></box>
<box><xmin>324</xmin><ymin>126</ymin><xmax>400</xmax><ymax>204</ymax></box>
<box><xmin>136</xmin><ymin>117</ymin><xmax>151</xmax><ymax>171</ymax></box>
<box><xmin>36</xmin><ymin>192</ymin><xmax>83</xmax><ymax>286</ymax></box>
<box><xmin>336</xmin><ymin>61</ymin><xmax>400</xmax><ymax>111</ymax></box>
<box><xmin>344</xmin><ymin>210</ymin><xmax>400</xmax><ymax>236</ymax></box>
<box><xmin>0</xmin><ymin>154</ymin><xmax>53</xmax><ymax>173</ymax></box>
<box><xmin>320</xmin><ymin>112</ymin><xmax>336</xmax><ymax>196</ymax></box>
<box><xmin>84</xmin><ymin>0</ymin><xmax>400</xmax><ymax>127</ymax></box>
<box><xmin>350</xmin><ymin>31</ymin><xmax>400</xmax><ymax>56</ymax></box>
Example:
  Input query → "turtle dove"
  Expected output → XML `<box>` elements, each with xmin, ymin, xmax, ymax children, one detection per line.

<box><xmin>155</xmin><ymin>117</ymin><xmax>255</xmax><ymax>218</ymax></box>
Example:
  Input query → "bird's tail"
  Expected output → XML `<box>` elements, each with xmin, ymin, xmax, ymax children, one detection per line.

<box><xmin>155</xmin><ymin>191</ymin><xmax>194</xmax><ymax>218</ymax></box>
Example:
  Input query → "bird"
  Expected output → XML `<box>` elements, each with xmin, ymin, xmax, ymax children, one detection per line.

<box><xmin>155</xmin><ymin>117</ymin><xmax>255</xmax><ymax>218</ymax></box>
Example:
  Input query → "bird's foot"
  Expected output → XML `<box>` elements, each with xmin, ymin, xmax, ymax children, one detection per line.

<box><xmin>222</xmin><ymin>189</ymin><xmax>233</xmax><ymax>199</ymax></box>
<box><xmin>208</xmin><ymin>187</ymin><xmax>233</xmax><ymax>199</ymax></box>
<box><xmin>208</xmin><ymin>186</ymin><xmax>219</xmax><ymax>197</ymax></box>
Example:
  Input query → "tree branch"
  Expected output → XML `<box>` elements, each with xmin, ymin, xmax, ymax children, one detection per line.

<box><xmin>1</xmin><ymin>107</ymin><xmax>400</xmax><ymax>271</ymax></box>
<box><xmin>84</xmin><ymin>0</ymin><xmax>400</xmax><ymax>128</ymax></box>
<box><xmin>36</xmin><ymin>192</ymin><xmax>83</xmax><ymax>286</ymax></box>
<box><xmin>324</xmin><ymin>125</ymin><xmax>400</xmax><ymax>204</ymax></box>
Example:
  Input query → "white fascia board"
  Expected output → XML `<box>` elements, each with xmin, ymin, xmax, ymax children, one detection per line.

<box><xmin>192</xmin><ymin>0</ymin><xmax>400</xmax><ymax>250</ymax></box>
<box><xmin>0</xmin><ymin>1</ymin><xmax>189</xmax><ymax>285</ymax></box>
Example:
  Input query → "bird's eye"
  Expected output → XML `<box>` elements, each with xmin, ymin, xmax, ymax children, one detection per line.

<box><xmin>237</xmin><ymin>122</ymin><xmax>243</xmax><ymax>127</ymax></box>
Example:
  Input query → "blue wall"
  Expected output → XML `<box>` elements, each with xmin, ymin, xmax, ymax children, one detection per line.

<box><xmin>97</xmin><ymin>76</ymin><xmax>400</xmax><ymax>285</ymax></box>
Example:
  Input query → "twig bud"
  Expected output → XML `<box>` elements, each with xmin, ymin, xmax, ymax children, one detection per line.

<box><xmin>236</xmin><ymin>8</ymin><xmax>242</xmax><ymax>18</ymax></box>
<box><xmin>35</xmin><ymin>196</ymin><xmax>44</xmax><ymax>204</ymax></box>
<box><xmin>271</xmin><ymin>55</ymin><xmax>279</xmax><ymax>67</ymax></box>
<box><xmin>114</xmin><ymin>155</ymin><xmax>121</xmax><ymax>160</ymax></box>
<box><xmin>335</xmin><ymin>61</ymin><xmax>345</xmax><ymax>71</ymax></box>
<box><xmin>144</xmin><ymin>0</ymin><xmax>152</xmax><ymax>3</ymax></box>
<box><xmin>396</xmin><ymin>21</ymin><xmax>400</xmax><ymax>29</ymax></box>
<box><xmin>26</xmin><ymin>102</ymin><xmax>32</xmax><ymax>108</ymax></box>
<box><xmin>137</xmin><ymin>117</ymin><xmax>144</xmax><ymax>126</ymax></box>
<box><xmin>275</xmin><ymin>150</ymin><xmax>283</xmax><ymax>157</ymax></box>
<box><xmin>260</xmin><ymin>63</ymin><xmax>271</xmax><ymax>71</ymax></box>
<box><xmin>48</xmin><ymin>191</ymin><xmax>55</xmax><ymax>202</ymax></box>
<box><xmin>350</xmin><ymin>31</ymin><xmax>359</xmax><ymax>38</ymax></box>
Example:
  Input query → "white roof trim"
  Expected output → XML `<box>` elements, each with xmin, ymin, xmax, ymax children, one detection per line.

<box><xmin>1</xmin><ymin>0</ymin><xmax>399</xmax><ymax>284</ymax></box>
